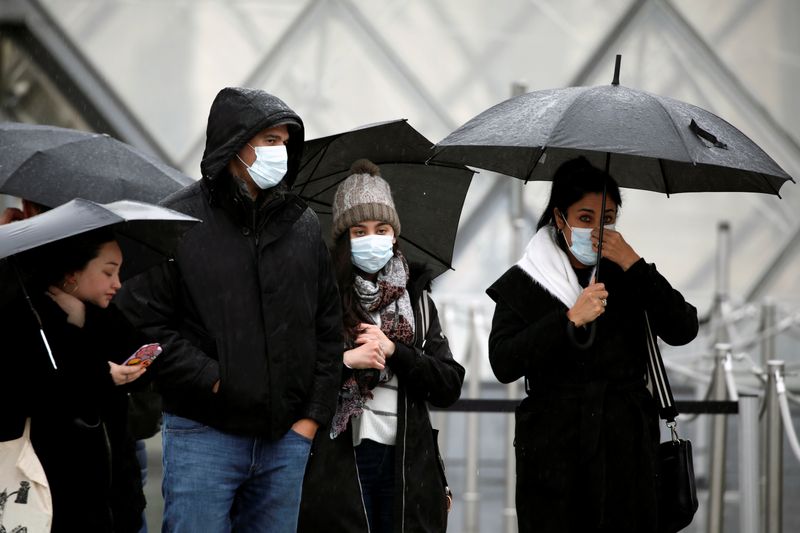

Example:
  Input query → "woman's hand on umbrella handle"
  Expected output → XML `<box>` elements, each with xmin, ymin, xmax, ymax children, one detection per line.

<box><xmin>46</xmin><ymin>285</ymin><xmax>86</xmax><ymax>328</ymax></box>
<box><xmin>108</xmin><ymin>361</ymin><xmax>147</xmax><ymax>386</ymax></box>
<box><xmin>344</xmin><ymin>341</ymin><xmax>386</xmax><ymax>370</ymax></box>
<box><xmin>567</xmin><ymin>282</ymin><xmax>608</xmax><ymax>327</ymax></box>
<box><xmin>592</xmin><ymin>228</ymin><xmax>640</xmax><ymax>271</ymax></box>
<box><xmin>356</xmin><ymin>323</ymin><xmax>396</xmax><ymax>358</ymax></box>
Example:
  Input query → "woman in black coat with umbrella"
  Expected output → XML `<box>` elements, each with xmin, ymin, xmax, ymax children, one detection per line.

<box><xmin>486</xmin><ymin>157</ymin><xmax>699</xmax><ymax>533</ymax></box>
<box><xmin>1</xmin><ymin>228</ymin><xmax>149</xmax><ymax>533</ymax></box>
<box><xmin>298</xmin><ymin>159</ymin><xmax>465</xmax><ymax>533</ymax></box>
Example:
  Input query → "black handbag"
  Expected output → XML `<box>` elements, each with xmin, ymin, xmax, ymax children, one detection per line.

<box><xmin>645</xmin><ymin>312</ymin><xmax>699</xmax><ymax>533</ymax></box>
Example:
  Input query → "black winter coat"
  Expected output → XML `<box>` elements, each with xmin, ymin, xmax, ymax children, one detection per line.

<box><xmin>298</xmin><ymin>266</ymin><xmax>465</xmax><ymax>533</ymax></box>
<box><xmin>116</xmin><ymin>88</ymin><xmax>343</xmax><ymax>439</ymax></box>
<box><xmin>1</xmin><ymin>295</ymin><xmax>146</xmax><ymax>533</ymax></box>
<box><xmin>487</xmin><ymin>258</ymin><xmax>698</xmax><ymax>533</ymax></box>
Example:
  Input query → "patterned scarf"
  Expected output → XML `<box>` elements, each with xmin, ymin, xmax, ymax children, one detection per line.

<box><xmin>329</xmin><ymin>251</ymin><xmax>415</xmax><ymax>438</ymax></box>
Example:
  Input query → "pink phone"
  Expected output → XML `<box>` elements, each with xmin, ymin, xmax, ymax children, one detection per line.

<box><xmin>123</xmin><ymin>343</ymin><xmax>162</xmax><ymax>367</ymax></box>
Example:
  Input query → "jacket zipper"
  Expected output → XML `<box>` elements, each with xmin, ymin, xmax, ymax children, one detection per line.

<box><xmin>399</xmin><ymin>292</ymin><xmax>425</xmax><ymax>533</ymax></box>
<box><xmin>401</xmin><ymin>392</ymin><xmax>408</xmax><ymax>533</ymax></box>
<box><xmin>353</xmin><ymin>448</ymin><xmax>372</xmax><ymax>533</ymax></box>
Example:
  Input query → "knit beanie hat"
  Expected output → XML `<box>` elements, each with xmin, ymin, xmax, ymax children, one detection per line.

<box><xmin>331</xmin><ymin>159</ymin><xmax>401</xmax><ymax>240</ymax></box>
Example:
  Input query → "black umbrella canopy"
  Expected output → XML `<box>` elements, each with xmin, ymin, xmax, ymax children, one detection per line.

<box><xmin>431</xmin><ymin>63</ymin><xmax>794</xmax><ymax>197</ymax></box>
<box><xmin>0</xmin><ymin>122</ymin><xmax>194</xmax><ymax>207</ymax></box>
<box><xmin>0</xmin><ymin>198</ymin><xmax>200</xmax><ymax>280</ymax></box>
<box><xmin>296</xmin><ymin>119</ymin><xmax>474</xmax><ymax>278</ymax></box>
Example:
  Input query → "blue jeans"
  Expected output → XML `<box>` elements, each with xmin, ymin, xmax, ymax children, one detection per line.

<box><xmin>161</xmin><ymin>413</ymin><xmax>312</xmax><ymax>533</ymax></box>
<box><xmin>355</xmin><ymin>439</ymin><xmax>395</xmax><ymax>533</ymax></box>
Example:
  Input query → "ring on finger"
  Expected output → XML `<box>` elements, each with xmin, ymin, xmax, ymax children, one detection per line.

<box><xmin>600</xmin><ymin>298</ymin><xmax>607</xmax><ymax>306</ymax></box>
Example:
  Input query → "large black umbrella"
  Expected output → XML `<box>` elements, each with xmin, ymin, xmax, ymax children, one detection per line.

<box><xmin>0</xmin><ymin>122</ymin><xmax>194</xmax><ymax>207</ymax></box>
<box><xmin>0</xmin><ymin>198</ymin><xmax>200</xmax><ymax>368</ymax></box>
<box><xmin>430</xmin><ymin>55</ymin><xmax>795</xmax><ymax>349</ymax></box>
<box><xmin>431</xmin><ymin>56</ymin><xmax>795</xmax><ymax>276</ymax></box>
<box><xmin>296</xmin><ymin>119</ymin><xmax>474</xmax><ymax>278</ymax></box>
<box><xmin>430</xmin><ymin>57</ymin><xmax>794</xmax><ymax>197</ymax></box>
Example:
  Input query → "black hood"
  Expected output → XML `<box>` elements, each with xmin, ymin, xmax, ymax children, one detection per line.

<box><xmin>200</xmin><ymin>87</ymin><xmax>305</xmax><ymax>187</ymax></box>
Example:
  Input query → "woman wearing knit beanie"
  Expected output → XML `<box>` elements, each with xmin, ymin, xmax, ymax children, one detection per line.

<box><xmin>298</xmin><ymin>159</ymin><xmax>465</xmax><ymax>533</ymax></box>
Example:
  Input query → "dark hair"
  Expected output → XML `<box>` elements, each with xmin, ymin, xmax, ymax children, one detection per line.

<box><xmin>536</xmin><ymin>156</ymin><xmax>622</xmax><ymax>230</ymax></box>
<box><xmin>21</xmin><ymin>227</ymin><xmax>117</xmax><ymax>291</ymax></box>
<box><xmin>332</xmin><ymin>232</ymin><xmax>364</xmax><ymax>337</ymax></box>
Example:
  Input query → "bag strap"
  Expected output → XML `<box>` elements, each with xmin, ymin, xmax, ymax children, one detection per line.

<box><xmin>645</xmin><ymin>311</ymin><xmax>681</xmax><ymax>440</ymax></box>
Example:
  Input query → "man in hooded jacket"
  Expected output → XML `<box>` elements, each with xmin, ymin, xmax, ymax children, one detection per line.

<box><xmin>116</xmin><ymin>87</ymin><xmax>343</xmax><ymax>533</ymax></box>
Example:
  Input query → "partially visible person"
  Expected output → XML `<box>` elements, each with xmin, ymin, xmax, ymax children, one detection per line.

<box><xmin>0</xmin><ymin>198</ymin><xmax>47</xmax><ymax>224</ymax></box>
<box><xmin>486</xmin><ymin>156</ymin><xmax>699</xmax><ymax>533</ymax></box>
<box><xmin>1</xmin><ymin>195</ymin><xmax>157</xmax><ymax>533</ymax></box>
<box><xmin>298</xmin><ymin>159</ymin><xmax>465</xmax><ymax>533</ymax></box>
<box><xmin>1</xmin><ymin>228</ymin><xmax>149</xmax><ymax>533</ymax></box>
<box><xmin>116</xmin><ymin>87</ymin><xmax>342</xmax><ymax>533</ymax></box>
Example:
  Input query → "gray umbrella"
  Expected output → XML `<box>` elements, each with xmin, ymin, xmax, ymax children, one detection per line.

<box><xmin>0</xmin><ymin>198</ymin><xmax>200</xmax><ymax>279</ymax></box>
<box><xmin>0</xmin><ymin>198</ymin><xmax>200</xmax><ymax>368</ymax></box>
<box><xmin>0</xmin><ymin>122</ymin><xmax>194</xmax><ymax>207</ymax></box>
<box><xmin>430</xmin><ymin>57</ymin><xmax>794</xmax><ymax>197</ymax></box>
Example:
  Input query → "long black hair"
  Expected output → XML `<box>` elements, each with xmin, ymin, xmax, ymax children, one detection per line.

<box><xmin>20</xmin><ymin>227</ymin><xmax>117</xmax><ymax>292</ymax></box>
<box><xmin>536</xmin><ymin>156</ymin><xmax>622</xmax><ymax>231</ymax></box>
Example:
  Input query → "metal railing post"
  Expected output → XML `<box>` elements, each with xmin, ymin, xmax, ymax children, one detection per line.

<box><xmin>760</xmin><ymin>303</ymin><xmax>777</xmax><ymax>368</ymax></box>
<box><xmin>714</xmin><ymin>222</ymin><xmax>730</xmax><ymax>305</ymax></box>
<box><xmin>707</xmin><ymin>343</ymin><xmax>730</xmax><ymax>533</ymax></box>
<box><xmin>502</xmin><ymin>80</ymin><xmax>527</xmax><ymax>533</ymax></box>
<box><xmin>738</xmin><ymin>394</ymin><xmax>760</xmax><ymax>533</ymax></box>
<box><xmin>711</xmin><ymin>222</ymin><xmax>731</xmax><ymax>344</ymax></box>
<box><xmin>765</xmin><ymin>360</ymin><xmax>784</xmax><ymax>533</ymax></box>
<box><xmin>463</xmin><ymin>308</ymin><xmax>481</xmax><ymax>533</ymax></box>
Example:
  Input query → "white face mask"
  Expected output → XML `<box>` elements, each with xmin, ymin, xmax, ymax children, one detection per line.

<box><xmin>350</xmin><ymin>235</ymin><xmax>394</xmax><ymax>274</ymax></box>
<box><xmin>561</xmin><ymin>212</ymin><xmax>615</xmax><ymax>266</ymax></box>
<box><xmin>237</xmin><ymin>144</ymin><xmax>288</xmax><ymax>190</ymax></box>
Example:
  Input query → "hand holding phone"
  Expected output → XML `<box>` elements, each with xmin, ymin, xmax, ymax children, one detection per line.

<box><xmin>123</xmin><ymin>343</ymin><xmax>162</xmax><ymax>367</ymax></box>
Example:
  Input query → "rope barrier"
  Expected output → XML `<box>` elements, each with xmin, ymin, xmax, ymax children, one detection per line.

<box><xmin>433</xmin><ymin>398</ymin><xmax>739</xmax><ymax>414</ymax></box>
<box><xmin>724</xmin><ymin>351</ymin><xmax>740</xmax><ymax>402</ymax></box>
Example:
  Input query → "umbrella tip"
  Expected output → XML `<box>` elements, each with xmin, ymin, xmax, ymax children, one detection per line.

<box><xmin>612</xmin><ymin>54</ymin><xmax>622</xmax><ymax>86</ymax></box>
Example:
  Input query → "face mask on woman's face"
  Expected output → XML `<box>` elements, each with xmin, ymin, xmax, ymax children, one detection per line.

<box><xmin>560</xmin><ymin>213</ymin><xmax>615</xmax><ymax>266</ymax></box>
<box><xmin>237</xmin><ymin>144</ymin><xmax>288</xmax><ymax>189</ymax></box>
<box><xmin>350</xmin><ymin>234</ymin><xmax>394</xmax><ymax>274</ymax></box>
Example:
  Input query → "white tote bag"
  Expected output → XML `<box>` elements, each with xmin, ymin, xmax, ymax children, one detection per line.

<box><xmin>0</xmin><ymin>418</ymin><xmax>53</xmax><ymax>532</ymax></box>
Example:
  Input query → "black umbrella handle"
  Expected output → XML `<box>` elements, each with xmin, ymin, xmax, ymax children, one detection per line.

<box><xmin>575</xmin><ymin>153</ymin><xmax>611</xmax><ymax>351</ymax></box>
<box><xmin>9</xmin><ymin>257</ymin><xmax>58</xmax><ymax>369</ymax></box>
<box><xmin>594</xmin><ymin>153</ymin><xmax>611</xmax><ymax>281</ymax></box>
<box><xmin>568</xmin><ymin>321</ymin><xmax>597</xmax><ymax>350</ymax></box>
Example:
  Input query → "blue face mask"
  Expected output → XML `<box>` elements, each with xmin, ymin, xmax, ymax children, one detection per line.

<box><xmin>351</xmin><ymin>235</ymin><xmax>394</xmax><ymax>273</ymax></box>
<box><xmin>237</xmin><ymin>144</ymin><xmax>288</xmax><ymax>190</ymax></box>
<box><xmin>561</xmin><ymin>213</ymin><xmax>615</xmax><ymax>266</ymax></box>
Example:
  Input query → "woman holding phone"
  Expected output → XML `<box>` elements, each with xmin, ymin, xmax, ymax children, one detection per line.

<box><xmin>2</xmin><ymin>227</ymin><xmax>152</xmax><ymax>533</ymax></box>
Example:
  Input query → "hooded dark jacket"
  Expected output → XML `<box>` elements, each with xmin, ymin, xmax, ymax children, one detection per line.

<box><xmin>116</xmin><ymin>88</ymin><xmax>343</xmax><ymax>439</ymax></box>
<box><xmin>298</xmin><ymin>265</ymin><xmax>465</xmax><ymax>533</ymax></box>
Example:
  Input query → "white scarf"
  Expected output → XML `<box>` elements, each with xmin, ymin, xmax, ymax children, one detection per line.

<box><xmin>516</xmin><ymin>226</ymin><xmax>595</xmax><ymax>308</ymax></box>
